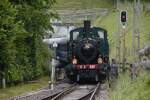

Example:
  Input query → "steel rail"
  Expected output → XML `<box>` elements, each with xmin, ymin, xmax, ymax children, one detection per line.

<box><xmin>89</xmin><ymin>82</ymin><xmax>100</xmax><ymax>100</ymax></box>
<box><xmin>51</xmin><ymin>83</ymin><xmax>77</xmax><ymax>100</ymax></box>
<box><xmin>78</xmin><ymin>89</ymin><xmax>94</xmax><ymax>100</ymax></box>
<box><xmin>46</xmin><ymin>83</ymin><xmax>101</xmax><ymax>100</ymax></box>
<box><xmin>78</xmin><ymin>82</ymin><xmax>101</xmax><ymax>100</ymax></box>
<box><xmin>42</xmin><ymin>84</ymin><xmax>76</xmax><ymax>100</ymax></box>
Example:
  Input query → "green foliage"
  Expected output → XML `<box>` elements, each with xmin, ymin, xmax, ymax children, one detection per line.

<box><xmin>109</xmin><ymin>72</ymin><xmax>150</xmax><ymax>100</ymax></box>
<box><xmin>0</xmin><ymin>0</ymin><xmax>23</xmax><ymax>78</ymax></box>
<box><xmin>6</xmin><ymin>65</ymin><xmax>23</xmax><ymax>83</ymax></box>
<box><xmin>0</xmin><ymin>0</ymin><xmax>57</xmax><ymax>85</ymax></box>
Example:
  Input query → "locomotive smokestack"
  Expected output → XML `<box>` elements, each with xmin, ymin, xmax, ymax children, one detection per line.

<box><xmin>84</xmin><ymin>20</ymin><xmax>91</xmax><ymax>36</ymax></box>
<box><xmin>84</xmin><ymin>20</ymin><xmax>91</xmax><ymax>29</ymax></box>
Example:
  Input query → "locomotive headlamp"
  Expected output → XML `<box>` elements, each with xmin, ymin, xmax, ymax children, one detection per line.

<box><xmin>72</xmin><ymin>56</ymin><xmax>77</xmax><ymax>64</ymax></box>
<box><xmin>72</xmin><ymin>59</ymin><xmax>77</xmax><ymax>64</ymax></box>
<box><xmin>97</xmin><ymin>58</ymin><xmax>103</xmax><ymax>64</ymax></box>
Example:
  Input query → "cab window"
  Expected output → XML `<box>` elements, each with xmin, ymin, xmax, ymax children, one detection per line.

<box><xmin>98</xmin><ymin>31</ymin><xmax>104</xmax><ymax>38</ymax></box>
<box><xmin>73</xmin><ymin>32</ymin><xmax>79</xmax><ymax>40</ymax></box>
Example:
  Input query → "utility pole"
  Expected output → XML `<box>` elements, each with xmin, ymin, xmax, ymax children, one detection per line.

<box><xmin>116</xmin><ymin>0</ymin><xmax>121</xmax><ymax>64</ymax></box>
<box><xmin>133</xmin><ymin>0</ymin><xmax>140</xmax><ymax>61</ymax></box>
<box><xmin>137</xmin><ymin>0</ymin><xmax>140</xmax><ymax>51</ymax></box>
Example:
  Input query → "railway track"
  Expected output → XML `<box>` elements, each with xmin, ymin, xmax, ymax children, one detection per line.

<box><xmin>11</xmin><ymin>83</ymin><xmax>71</xmax><ymax>100</ymax></box>
<box><xmin>44</xmin><ymin>82</ymin><xmax>102</xmax><ymax>100</ymax></box>
<box><xmin>12</xmin><ymin>82</ymin><xmax>108</xmax><ymax>100</ymax></box>
<box><xmin>42</xmin><ymin>83</ymin><xmax>76</xmax><ymax>100</ymax></box>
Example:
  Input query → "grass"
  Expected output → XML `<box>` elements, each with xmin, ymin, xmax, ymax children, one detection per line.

<box><xmin>108</xmin><ymin>71</ymin><xmax>150</xmax><ymax>100</ymax></box>
<box><xmin>94</xmin><ymin>8</ymin><xmax>150</xmax><ymax>60</ymax></box>
<box><xmin>0</xmin><ymin>76</ymin><xmax>49</xmax><ymax>100</ymax></box>
<box><xmin>140</xmin><ymin>11</ymin><xmax>150</xmax><ymax>45</ymax></box>
<box><xmin>53</xmin><ymin>0</ymin><xmax>114</xmax><ymax>10</ymax></box>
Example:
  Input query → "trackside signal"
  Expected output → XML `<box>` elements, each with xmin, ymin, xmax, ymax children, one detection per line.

<box><xmin>121</xmin><ymin>11</ymin><xmax>127</xmax><ymax>23</ymax></box>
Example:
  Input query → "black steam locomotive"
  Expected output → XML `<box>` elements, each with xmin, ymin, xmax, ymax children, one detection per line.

<box><xmin>64</xmin><ymin>21</ymin><xmax>110</xmax><ymax>82</ymax></box>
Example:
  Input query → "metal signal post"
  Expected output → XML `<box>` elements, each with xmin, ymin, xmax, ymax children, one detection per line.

<box><xmin>51</xmin><ymin>42</ymin><xmax>58</xmax><ymax>90</ymax></box>
<box><xmin>120</xmin><ymin>10</ymin><xmax>127</xmax><ymax>72</ymax></box>
<box><xmin>122</xmin><ymin>26</ymin><xmax>126</xmax><ymax>72</ymax></box>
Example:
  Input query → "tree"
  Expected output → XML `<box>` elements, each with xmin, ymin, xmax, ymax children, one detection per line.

<box><xmin>0</xmin><ymin>0</ymin><xmax>27</xmax><ymax>86</ymax></box>
<box><xmin>11</xmin><ymin>0</ymin><xmax>57</xmax><ymax>79</ymax></box>
<box><xmin>0</xmin><ymin>0</ymin><xmax>57</xmax><ymax>87</ymax></box>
